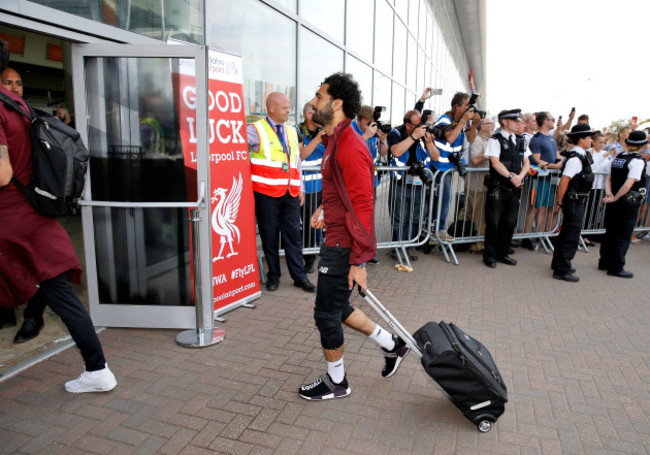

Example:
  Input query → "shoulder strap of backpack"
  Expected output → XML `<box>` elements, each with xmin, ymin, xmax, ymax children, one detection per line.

<box><xmin>0</xmin><ymin>91</ymin><xmax>33</xmax><ymax>121</ymax></box>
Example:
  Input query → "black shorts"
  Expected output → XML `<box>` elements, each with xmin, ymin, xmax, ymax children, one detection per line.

<box><xmin>314</xmin><ymin>244</ymin><xmax>355</xmax><ymax>337</ymax></box>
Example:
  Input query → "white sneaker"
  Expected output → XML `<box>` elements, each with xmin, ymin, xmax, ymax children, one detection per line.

<box><xmin>65</xmin><ymin>364</ymin><xmax>117</xmax><ymax>393</ymax></box>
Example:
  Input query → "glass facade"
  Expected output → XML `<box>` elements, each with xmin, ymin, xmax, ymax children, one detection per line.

<box><xmin>25</xmin><ymin>0</ymin><xmax>471</xmax><ymax>126</ymax></box>
<box><xmin>28</xmin><ymin>0</ymin><xmax>203</xmax><ymax>44</ymax></box>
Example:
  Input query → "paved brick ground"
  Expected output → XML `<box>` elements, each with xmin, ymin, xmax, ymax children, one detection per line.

<box><xmin>1</xmin><ymin>242</ymin><xmax>649</xmax><ymax>454</ymax></box>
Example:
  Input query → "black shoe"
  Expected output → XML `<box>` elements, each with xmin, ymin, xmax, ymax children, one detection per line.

<box><xmin>553</xmin><ymin>272</ymin><xmax>580</xmax><ymax>283</ymax></box>
<box><xmin>266</xmin><ymin>278</ymin><xmax>279</xmax><ymax>291</ymax></box>
<box><xmin>299</xmin><ymin>373</ymin><xmax>351</xmax><ymax>401</ymax></box>
<box><xmin>294</xmin><ymin>278</ymin><xmax>317</xmax><ymax>293</ymax></box>
<box><xmin>368</xmin><ymin>257</ymin><xmax>379</xmax><ymax>265</ymax></box>
<box><xmin>520</xmin><ymin>239</ymin><xmax>535</xmax><ymax>251</ymax></box>
<box><xmin>497</xmin><ymin>256</ymin><xmax>517</xmax><ymax>266</ymax></box>
<box><xmin>483</xmin><ymin>259</ymin><xmax>496</xmax><ymax>268</ymax></box>
<box><xmin>303</xmin><ymin>263</ymin><xmax>314</xmax><ymax>274</ymax></box>
<box><xmin>0</xmin><ymin>307</ymin><xmax>17</xmax><ymax>329</ymax></box>
<box><xmin>14</xmin><ymin>318</ymin><xmax>44</xmax><ymax>343</ymax></box>
<box><xmin>382</xmin><ymin>335</ymin><xmax>410</xmax><ymax>378</ymax></box>
<box><xmin>607</xmin><ymin>269</ymin><xmax>634</xmax><ymax>279</ymax></box>
<box><xmin>508</xmin><ymin>248</ymin><xmax>515</xmax><ymax>255</ymax></box>
<box><xmin>598</xmin><ymin>264</ymin><xmax>608</xmax><ymax>271</ymax></box>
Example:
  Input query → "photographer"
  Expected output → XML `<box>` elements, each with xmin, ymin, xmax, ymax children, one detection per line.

<box><xmin>351</xmin><ymin>105</ymin><xmax>389</xmax><ymax>188</ymax></box>
<box><xmin>598</xmin><ymin>130</ymin><xmax>648</xmax><ymax>279</ymax></box>
<box><xmin>387</xmin><ymin>110</ymin><xmax>440</xmax><ymax>244</ymax></box>
<box><xmin>431</xmin><ymin>92</ymin><xmax>481</xmax><ymax>241</ymax></box>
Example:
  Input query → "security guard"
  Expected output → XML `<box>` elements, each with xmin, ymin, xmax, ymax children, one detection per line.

<box><xmin>551</xmin><ymin>124</ymin><xmax>595</xmax><ymax>282</ymax></box>
<box><xmin>247</xmin><ymin>92</ymin><xmax>316</xmax><ymax>292</ymax></box>
<box><xmin>599</xmin><ymin>130</ymin><xmax>648</xmax><ymax>278</ymax></box>
<box><xmin>483</xmin><ymin>109</ymin><xmax>531</xmax><ymax>268</ymax></box>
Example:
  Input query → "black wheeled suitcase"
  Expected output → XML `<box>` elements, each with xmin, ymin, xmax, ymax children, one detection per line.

<box><xmin>360</xmin><ymin>288</ymin><xmax>507</xmax><ymax>432</ymax></box>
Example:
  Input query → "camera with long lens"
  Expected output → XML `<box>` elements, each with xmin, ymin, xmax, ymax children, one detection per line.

<box><xmin>448</xmin><ymin>151</ymin><xmax>467</xmax><ymax>176</ymax></box>
<box><xmin>409</xmin><ymin>161</ymin><xmax>432</xmax><ymax>186</ymax></box>
<box><xmin>468</xmin><ymin>92</ymin><xmax>486</xmax><ymax>119</ymax></box>
<box><xmin>373</xmin><ymin>106</ymin><xmax>393</xmax><ymax>134</ymax></box>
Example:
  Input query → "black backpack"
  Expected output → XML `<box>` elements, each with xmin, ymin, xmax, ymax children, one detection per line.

<box><xmin>0</xmin><ymin>92</ymin><xmax>89</xmax><ymax>217</ymax></box>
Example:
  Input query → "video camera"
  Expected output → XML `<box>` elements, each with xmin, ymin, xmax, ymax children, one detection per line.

<box><xmin>372</xmin><ymin>106</ymin><xmax>393</xmax><ymax>134</ymax></box>
<box><xmin>468</xmin><ymin>93</ymin><xmax>486</xmax><ymax>119</ymax></box>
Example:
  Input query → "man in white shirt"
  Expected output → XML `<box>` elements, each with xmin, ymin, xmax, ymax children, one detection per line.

<box><xmin>551</xmin><ymin>124</ymin><xmax>595</xmax><ymax>282</ymax></box>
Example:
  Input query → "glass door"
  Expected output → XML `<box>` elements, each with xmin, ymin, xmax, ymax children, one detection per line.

<box><xmin>71</xmin><ymin>44</ymin><xmax>211</xmax><ymax>328</ymax></box>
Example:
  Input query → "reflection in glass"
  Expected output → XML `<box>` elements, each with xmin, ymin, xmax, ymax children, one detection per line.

<box><xmin>345</xmin><ymin>55</ymin><xmax>373</xmax><ymax>105</ymax></box>
<box><xmin>28</xmin><ymin>0</ymin><xmax>203</xmax><ymax>43</ymax></box>
<box><xmin>301</xmin><ymin>0</ymin><xmax>344</xmax><ymax>43</ymax></box>
<box><xmin>393</xmin><ymin>19</ymin><xmax>406</xmax><ymax>85</ymax></box>
<box><xmin>391</xmin><ymin>83</ymin><xmax>405</xmax><ymax>127</ymax></box>
<box><xmin>84</xmin><ymin>56</ymin><xmax>194</xmax><ymax>305</ymax></box>
<box><xmin>298</xmin><ymin>27</ymin><xmax>344</xmax><ymax>115</ymax></box>
<box><xmin>346</xmin><ymin>0</ymin><xmax>374</xmax><ymax>63</ymax></box>
<box><xmin>407</xmin><ymin>33</ymin><xmax>417</xmax><ymax>90</ymax></box>
<box><xmin>408</xmin><ymin>0</ymin><xmax>418</xmax><ymax>32</ymax></box>
<box><xmin>374</xmin><ymin>0</ymin><xmax>394</xmax><ymax>77</ymax></box>
<box><xmin>373</xmin><ymin>71</ymin><xmax>392</xmax><ymax>125</ymax></box>
<box><xmin>208</xmin><ymin>0</ymin><xmax>296</xmax><ymax>121</ymax></box>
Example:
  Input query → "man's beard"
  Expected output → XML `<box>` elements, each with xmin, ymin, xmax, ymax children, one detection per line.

<box><xmin>312</xmin><ymin>101</ymin><xmax>334</xmax><ymax>126</ymax></box>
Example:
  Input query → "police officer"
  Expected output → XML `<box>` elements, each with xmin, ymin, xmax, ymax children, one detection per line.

<box><xmin>551</xmin><ymin>124</ymin><xmax>595</xmax><ymax>282</ymax></box>
<box><xmin>598</xmin><ymin>130</ymin><xmax>648</xmax><ymax>278</ymax></box>
<box><xmin>483</xmin><ymin>109</ymin><xmax>531</xmax><ymax>268</ymax></box>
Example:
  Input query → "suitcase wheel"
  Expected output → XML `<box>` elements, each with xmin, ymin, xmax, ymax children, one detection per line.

<box><xmin>477</xmin><ymin>419</ymin><xmax>492</xmax><ymax>433</ymax></box>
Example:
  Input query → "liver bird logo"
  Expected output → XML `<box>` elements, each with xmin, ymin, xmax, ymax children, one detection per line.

<box><xmin>211</xmin><ymin>173</ymin><xmax>243</xmax><ymax>261</ymax></box>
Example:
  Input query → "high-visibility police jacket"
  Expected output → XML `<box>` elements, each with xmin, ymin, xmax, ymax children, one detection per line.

<box><xmin>250</xmin><ymin>118</ymin><xmax>301</xmax><ymax>197</ymax></box>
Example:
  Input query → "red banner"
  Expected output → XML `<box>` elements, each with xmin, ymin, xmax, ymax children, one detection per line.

<box><xmin>175</xmin><ymin>50</ymin><xmax>260</xmax><ymax>312</ymax></box>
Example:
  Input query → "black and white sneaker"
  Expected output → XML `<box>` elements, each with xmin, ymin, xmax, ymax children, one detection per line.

<box><xmin>298</xmin><ymin>373</ymin><xmax>351</xmax><ymax>401</ymax></box>
<box><xmin>382</xmin><ymin>335</ymin><xmax>410</xmax><ymax>378</ymax></box>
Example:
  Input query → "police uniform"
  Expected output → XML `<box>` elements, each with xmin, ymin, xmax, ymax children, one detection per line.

<box><xmin>598</xmin><ymin>130</ymin><xmax>648</xmax><ymax>278</ymax></box>
<box><xmin>551</xmin><ymin>125</ymin><xmax>595</xmax><ymax>281</ymax></box>
<box><xmin>483</xmin><ymin>109</ymin><xmax>531</xmax><ymax>267</ymax></box>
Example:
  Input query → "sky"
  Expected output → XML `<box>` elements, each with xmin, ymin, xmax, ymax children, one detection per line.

<box><xmin>485</xmin><ymin>0</ymin><xmax>650</xmax><ymax>130</ymax></box>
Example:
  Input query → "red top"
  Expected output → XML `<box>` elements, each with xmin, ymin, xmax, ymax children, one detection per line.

<box><xmin>0</xmin><ymin>86</ymin><xmax>81</xmax><ymax>308</ymax></box>
<box><xmin>321</xmin><ymin>119</ymin><xmax>376</xmax><ymax>264</ymax></box>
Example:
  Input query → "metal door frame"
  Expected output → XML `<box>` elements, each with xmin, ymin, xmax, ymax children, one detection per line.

<box><xmin>72</xmin><ymin>43</ymin><xmax>212</xmax><ymax>328</ymax></box>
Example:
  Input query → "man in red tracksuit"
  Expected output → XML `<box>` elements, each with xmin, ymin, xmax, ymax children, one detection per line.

<box><xmin>298</xmin><ymin>73</ymin><xmax>409</xmax><ymax>401</ymax></box>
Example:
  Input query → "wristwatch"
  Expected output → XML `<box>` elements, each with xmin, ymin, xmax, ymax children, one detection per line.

<box><xmin>354</xmin><ymin>262</ymin><xmax>367</xmax><ymax>268</ymax></box>
<box><xmin>508</xmin><ymin>173</ymin><xmax>515</xmax><ymax>180</ymax></box>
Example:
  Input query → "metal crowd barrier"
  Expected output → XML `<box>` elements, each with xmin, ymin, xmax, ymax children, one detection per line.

<box><xmin>299</xmin><ymin>165</ymin><xmax>436</xmax><ymax>270</ymax></box>
<box><xmin>258</xmin><ymin>166</ymin><xmax>649</xmax><ymax>277</ymax></box>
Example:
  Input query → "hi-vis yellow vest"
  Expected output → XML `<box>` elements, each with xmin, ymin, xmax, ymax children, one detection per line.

<box><xmin>250</xmin><ymin>119</ymin><xmax>301</xmax><ymax>197</ymax></box>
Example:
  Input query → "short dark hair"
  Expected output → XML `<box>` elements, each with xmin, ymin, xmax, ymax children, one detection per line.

<box><xmin>0</xmin><ymin>39</ymin><xmax>9</xmax><ymax>73</ymax></box>
<box><xmin>578</xmin><ymin>114</ymin><xmax>589</xmax><ymax>122</ymax></box>
<box><xmin>451</xmin><ymin>92</ymin><xmax>469</xmax><ymax>109</ymax></box>
<box><xmin>536</xmin><ymin>111</ymin><xmax>549</xmax><ymax>128</ymax></box>
<box><xmin>322</xmin><ymin>72</ymin><xmax>361</xmax><ymax>120</ymax></box>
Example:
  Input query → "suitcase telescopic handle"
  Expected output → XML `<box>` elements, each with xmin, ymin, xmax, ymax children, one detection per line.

<box><xmin>358</xmin><ymin>287</ymin><xmax>422</xmax><ymax>358</ymax></box>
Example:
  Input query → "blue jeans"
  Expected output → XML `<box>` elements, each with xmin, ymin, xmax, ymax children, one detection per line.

<box><xmin>432</xmin><ymin>172</ymin><xmax>451</xmax><ymax>231</ymax></box>
<box><xmin>390</xmin><ymin>180</ymin><xmax>424</xmax><ymax>242</ymax></box>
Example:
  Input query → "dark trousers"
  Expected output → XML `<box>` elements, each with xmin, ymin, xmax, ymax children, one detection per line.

<box><xmin>599</xmin><ymin>200</ymin><xmax>640</xmax><ymax>273</ymax></box>
<box><xmin>552</xmin><ymin>198</ymin><xmax>586</xmax><ymax>274</ymax></box>
<box><xmin>35</xmin><ymin>273</ymin><xmax>106</xmax><ymax>371</ymax></box>
<box><xmin>254</xmin><ymin>191</ymin><xmax>306</xmax><ymax>282</ymax></box>
<box><xmin>484</xmin><ymin>185</ymin><xmax>520</xmax><ymax>261</ymax></box>
<box><xmin>301</xmin><ymin>191</ymin><xmax>323</xmax><ymax>267</ymax></box>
